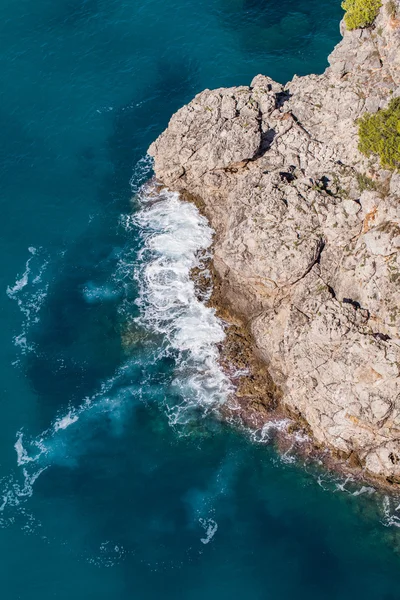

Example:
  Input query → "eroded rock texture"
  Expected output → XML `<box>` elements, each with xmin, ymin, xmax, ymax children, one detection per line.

<box><xmin>149</xmin><ymin>1</ymin><xmax>400</xmax><ymax>483</ymax></box>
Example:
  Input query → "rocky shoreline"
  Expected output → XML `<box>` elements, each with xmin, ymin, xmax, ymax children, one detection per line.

<box><xmin>191</xmin><ymin>225</ymin><xmax>400</xmax><ymax>491</ymax></box>
<box><xmin>149</xmin><ymin>1</ymin><xmax>400</xmax><ymax>487</ymax></box>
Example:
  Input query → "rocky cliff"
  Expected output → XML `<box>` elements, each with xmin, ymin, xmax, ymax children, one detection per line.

<box><xmin>149</xmin><ymin>1</ymin><xmax>400</xmax><ymax>485</ymax></box>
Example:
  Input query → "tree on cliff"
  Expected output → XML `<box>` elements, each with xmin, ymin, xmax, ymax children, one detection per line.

<box><xmin>341</xmin><ymin>0</ymin><xmax>382</xmax><ymax>29</ymax></box>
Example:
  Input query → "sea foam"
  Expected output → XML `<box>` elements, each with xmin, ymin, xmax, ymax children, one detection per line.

<box><xmin>0</xmin><ymin>355</ymin><xmax>145</xmax><ymax>525</ymax></box>
<box><xmin>6</xmin><ymin>247</ymin><xmax>49</xmax><ymax>359</ymax></box>
<box><xmin>1</xmin><ymin>172</ymin><xmax>232</xmax><ymax>523</ymax></box>
<box><xmin>131</xmin><ymin>183</ymin><xmax>232</xmax><ymax>424</ymax></box>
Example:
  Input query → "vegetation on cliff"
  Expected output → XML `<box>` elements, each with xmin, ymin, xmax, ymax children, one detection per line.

<box><xmin>358</xmin><ymin>98</ymin><xmax>400</xmax><ymax>169</ymax></box>
<box><xmin>341</xmin><ymin>0</ymin><xmax>382</xmax><ymax>29</ymax></box>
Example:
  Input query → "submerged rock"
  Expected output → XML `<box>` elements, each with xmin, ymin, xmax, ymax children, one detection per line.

<box><xmin>149</xmin><ymin>1</ymin><xmax>400</xmax><ymax>485</ymax></box>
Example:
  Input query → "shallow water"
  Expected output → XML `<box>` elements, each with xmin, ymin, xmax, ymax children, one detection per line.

<box><xmin>2</xmin><ymin>0</ymin><xmax>400</xmax><ymax>598</ymax></box>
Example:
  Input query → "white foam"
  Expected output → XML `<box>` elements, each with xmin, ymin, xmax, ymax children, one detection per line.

<box><xmin>250</xmin><ymin>419</ymin><xmax>291</xmax><ymax>444</ymax></box>
<box><xmin>6</xmin><ymin>247</ymin><xmax>37</xmax><ymax>295</ymax></box>
<box><xmin>15</xmin><ymin>432</ymin><xmax>48</xmax><ymax>467</ymax></box>
<box><xmin>53</xmin><ymin>411</ymin><xmax>79</xmax><ymax>432</ymax></box>
<box><xmin>6</xmin><ymin>247</ymin><xmax>49</xmax><ymax>358</ymax></box>
<box><xmin>1</xmin><ymin>168</ymin><xmax>231</xmax><ymax>520</ymax></box>
<box><xmin>199</xmin><ymin>518</ymin><xmax>218</xmax><ymax>545</ymax></box>
<box><xmin>334</xmin><ymin>476</ymin><xmax>354</xmax><ymax>493</ymax></box>
<box><xmin>280</xmin><ymin>448</ymin><xmax>297</xmax><ymax>464</ymax></box>
<box><xmin>0</xmin><ymin>354</ymin><xmax>145</xmax><ymax>519</ymax></box>
<box><xmin>129</xmin><ymin>154</ymin><xmax>154</xmax><ymax>196</ymax></box>
<box><xmin>382</xmin><ymin>495</ymin><xmax>400</xmax><ymax>528</ymax></box>
<box><xmin>15</xmin><ymin>434</ymin><xmax>35</xmax><ymax>466</ymax></box>
<box><xmin>352</xmin><ymin>486</ymin><xmax>375</xmax><ymax>497</ymax></box>
<box><xmin>132</xmin><ymin>184</ymin><xmax>232</xmax><ymax>424</ymax></box>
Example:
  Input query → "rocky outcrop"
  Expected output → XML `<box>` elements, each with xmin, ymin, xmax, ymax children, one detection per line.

<box><xmin>149</xmin><ymin>1</ymin><xmax>400</xmax><ymax>484</ymax></box>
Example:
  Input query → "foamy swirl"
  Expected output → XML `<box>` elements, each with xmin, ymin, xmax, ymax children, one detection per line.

<box><xmin>132</xmin><ymin>184</ymin><xmax>232</xmax><ymax>424</ymax></box>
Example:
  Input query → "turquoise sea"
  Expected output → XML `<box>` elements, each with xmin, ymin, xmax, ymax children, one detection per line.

<box><xmin>2</xmin><ymin>0</ymin><xmax>400</xmax><ymax>598</ymax></box>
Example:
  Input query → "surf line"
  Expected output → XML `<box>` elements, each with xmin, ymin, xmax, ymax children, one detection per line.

<box><xmin>1</xmin><ymin>172</ymin><xmax>233</xmax><ymax>518</ymax></box>
<box><xmin>131</xmin><ymin>182</ymin><xmax>233</xmax><ymax>425</ymax></box>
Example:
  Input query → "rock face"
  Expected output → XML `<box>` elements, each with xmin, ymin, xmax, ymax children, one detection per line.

<box><xmin>149</xmin><ymin>1</ymin><xmax>400</xmax><ymax>484</ymax></box>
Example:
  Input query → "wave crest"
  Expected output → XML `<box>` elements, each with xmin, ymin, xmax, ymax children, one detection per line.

<box><xmin>131</xmin><ymin>183</ymin><xmax>232</xmax><ymax>425</ymax></box>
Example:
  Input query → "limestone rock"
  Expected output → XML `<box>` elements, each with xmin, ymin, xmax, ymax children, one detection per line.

<box><xmin>149</xmin><ymin>2</ymin><xmax>400</xmax><ymax>484</ymax></box>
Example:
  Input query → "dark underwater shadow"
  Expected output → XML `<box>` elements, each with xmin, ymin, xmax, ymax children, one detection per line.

<box><xmin>105</xmin><ymin>56</ymin><xmax>201</xmax><ymax>194</ymax></box>
<box><xmin>23</xmin><ymin>233</ymin><xmax>126</xmax><ymax>417</ymax></box>
<box><xmin>214</xmin><ymin>0</ymin><xmax>342</xmax><ymax>74</ymax></box>
<box><xmin>0</xmin><ymin>111</ymin><xmax>43</xmax><ymax>186</ymax></box>
<box><xmin>216</xmin><ymin>0</ymin><xmax>310</xmax><ymax>32</ymax></box>
<box><xmin>23</xmin><ymin>55</ymin><xmax>200</xmax><ymax>428</ymax></box>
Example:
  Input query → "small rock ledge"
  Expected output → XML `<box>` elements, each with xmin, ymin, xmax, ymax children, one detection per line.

<box><xmin>149</xmin><ymin>1</ymin><xmax>400</xmax><ymax>485</ymax></box>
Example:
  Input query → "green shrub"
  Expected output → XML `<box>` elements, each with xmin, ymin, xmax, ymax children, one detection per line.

<box><xmin>356</xmin><ymin>172</ymin><xmax>378</xmax><ymax>191</ymax></box>
<box><xmin>358</xmin><ymin>98</ymin><xmax>400</xmax><ymax>170</ymax></box>
<box><xmin>341</xmin><ymin>0</ymin><xmax>382</xmax><ymax>30</ymax></box>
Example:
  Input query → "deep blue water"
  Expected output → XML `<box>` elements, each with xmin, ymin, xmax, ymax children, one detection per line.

<box><xmin>2</xmin><ymin>0</ymin><xmax>400</xmax><ymax>598</ymax></box>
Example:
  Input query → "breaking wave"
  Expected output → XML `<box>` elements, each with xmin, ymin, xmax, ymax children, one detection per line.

<box><xmin>128</xmin><ymin>182</ymin><xmax>233</xmax><ymax>425</ymax></box>
<box><xmin>0</xmin><ymin>165</ymin><xmax>233</xmax><ymax>523</ymax></box>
